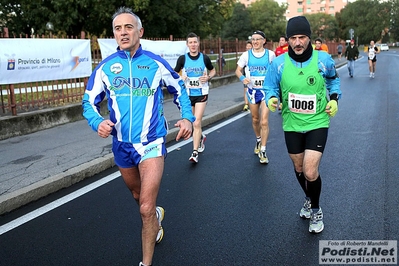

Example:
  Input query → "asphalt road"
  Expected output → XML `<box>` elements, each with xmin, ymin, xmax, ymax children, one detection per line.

<box><xmin>1</xmin><ymin>50</ymin><xmax>398</xmax><ymax>266</ymax></box>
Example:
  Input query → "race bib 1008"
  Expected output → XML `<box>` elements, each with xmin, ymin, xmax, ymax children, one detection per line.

<box><xmin>288</xmin><ymin>92</ymin><xmax>316</xmax><ymax>114</ymax></box>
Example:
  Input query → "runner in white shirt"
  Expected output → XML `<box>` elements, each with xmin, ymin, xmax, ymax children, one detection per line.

<box><xmin>368</xmin><ymin>40</ymin><xmax>379</xmax><ymax>78</ymax></box>
<box><xmin>235</xmin><ymin>30</ymin><xmax>275</xmax><ymax>164</ymax></box>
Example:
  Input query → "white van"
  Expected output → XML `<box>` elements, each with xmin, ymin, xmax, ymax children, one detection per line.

<box><xmin>380</xmin><ymin>43</ymin><xmax>389</xmax><ymax>51</ymax></box>
<box><xmin>376</xmin><ymin>43</ymin><xmax>389</xmax><ymax>51</ymax></box>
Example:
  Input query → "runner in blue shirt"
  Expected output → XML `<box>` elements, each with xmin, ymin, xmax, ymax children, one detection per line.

<box><xmin>174</xmin><ymin>32</ymin><xmax>216</xmax><ymax>163</ymax></box>
<box><xmin>82</xmin><ymin>7</ymin><xmax>195</xmax><ymax>266</ymax></box>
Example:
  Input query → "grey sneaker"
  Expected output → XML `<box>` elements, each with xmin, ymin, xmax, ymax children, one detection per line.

<box><xmin>258</xmin><ymin>150</ymin><xmax>269</xmax><ymax>164</ymax></box>
<box><xmin>299</xmin><ymin>198</ymin><xmax>311</xmax><ymax>219</ymax></box>
<box><xmin>156</xmin><ymin>206</ymin><xmax>165</xmax><ymax>243</ymax></box>
<box><xmin>198</xmin><ymin>134</ymin><xmax>206</xmax><ymax>153</ymax></box>
<box><xmin>254</xmin><ymin>141</ymin><xmax>261</xmax><ymax>154</ymax></box>
<box><xmin>309</xmin><ymin>207</ymin><xmax>324</xmax><ymax>233</ymax></box>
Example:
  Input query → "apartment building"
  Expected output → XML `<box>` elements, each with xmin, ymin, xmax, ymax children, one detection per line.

<box><xmin>239</xmin><ymin>0</ymin><xmax>287</xmax><ymax>7</ymax></box>
<box><xmin>238</xmin><ymin>0</ymin><xmax>349</xmax><ymax>19</ymax></box>
<box><xmin>239</xmin><ymin>0</ymin><xmax>256</xmax><ymax>7</ymax></box>
<box><xmin>285</xmin><ymin>0</ymin><xmax>348</xmax><ymax>19</ymax></box>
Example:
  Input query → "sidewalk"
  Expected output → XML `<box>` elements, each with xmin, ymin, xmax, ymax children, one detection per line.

<box><xmin>0</xmin><ymin>56</ymin><xmax>347</xmax><ymax>215</ymax></box>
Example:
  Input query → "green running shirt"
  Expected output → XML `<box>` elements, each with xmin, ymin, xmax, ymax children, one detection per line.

<box><xmin>280</xmin><ymin>51</ymin><xmax>330</xmax><ymax>132</ymax></box>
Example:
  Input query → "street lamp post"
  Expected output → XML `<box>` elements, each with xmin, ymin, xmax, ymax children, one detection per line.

<box><xmin>46</xmin><ymin>22</ymin><xmax>54</xmax><ymax>38</ymax></box>
<box><xmin>349</xmin><ymin>28</ymin><xmax>354</xmax><ymax>40</ymax></box>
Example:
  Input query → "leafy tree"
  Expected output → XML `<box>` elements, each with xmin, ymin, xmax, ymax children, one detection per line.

<box><xmin>0</xmin><ymin>0</ymin><xmax>234</xmax><ymax>38</ymax></box>
<box><xmin>306</xmin><ymin>13</ymin><xmax>339</xmax><ymax>41</ymax></box>
<box><xmin>247</xmin><ymin>0</ymin><xmax>287</xmax><ymax>42</ymax></box>
<box><xmin>128</xmin><ymin>0</ymin><xmax>235</xmax><ymax>38</ymax></box>
<box><xmin>0</xmin><ymin>0</ymin><xmax>51</xmax><ymax>36</ymax></box>
<box><xmin>0</xmin><ymin>0</ymin><xmax>119</xmax><ymax>36</ymax></box>
<box><xmin>387</xmin><ymin>0</ymin><xmax>399</xmax><ymax>42</ymax></box>
<box><xmin>334</xmin><ymin>12</ymin><xmax>347</xmax><ymax>42</ymax></box>
<box><xmin>127</xmin><ymin>0</ymin><xmax>201</xmax><ymax>38</ymax></box>
<box><xmin>337</xmin><ymin>0</ymin><xmax>391</xmax><ymax>44</ymax></box>
<box><xmin>221</xmin><ymin>3</ymin><xmax>252</xmax><ymax>40</ymax></box>
<box><xmin>50</xmin><ymin>0</ymin><xmax>120</xmax><ymax>36</ymax></box>
<box><xmin>3</xmin><ymin>0</ymin><xmax>398</xmax><ymax>44</ymax></box>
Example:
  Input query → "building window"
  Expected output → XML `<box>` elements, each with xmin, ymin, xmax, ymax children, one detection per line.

<box><xmin>329</xmin><ymin>6</ymin><xmax>334</xmax><ymax>10</ymax></box>
<box><xmin>298</xmin><ymin>1</ymin><xmax>303</xmax><ymax>5</ymax></box>
<box><xmin>297</xmin><ymin>8</ymin><xmax>303</xmax><ymax>12</ymax></box>
<box><xmin>307</xmin><ymin>0</ymin><xmax>311</xmax><ymax>4</ymax></box>
<box><xmin>320</xmin><ymin>7</ymin><xmax>325</xmax><ymax>11</ymax></box>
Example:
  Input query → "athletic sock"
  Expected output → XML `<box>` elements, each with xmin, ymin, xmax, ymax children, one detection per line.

<box><xmin>261</xmin><ymin>146</ymin><xmax>266</xmax><ymax>152</ymax></box>
<box><xmin>295</xmin><ymin>171</ymin><xmax>308</xmax><ymax>196</ymax></box>
<box><xmin>307</xmin><ymin>175</ymin><xmax>322</xmax><ymax>209</ymax></box>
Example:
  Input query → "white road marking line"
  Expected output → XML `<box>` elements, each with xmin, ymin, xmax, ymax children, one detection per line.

<box><xmin>0</xmin><ymin>112</ymin><xmax>249</xmax><ymax>235</ymax></box>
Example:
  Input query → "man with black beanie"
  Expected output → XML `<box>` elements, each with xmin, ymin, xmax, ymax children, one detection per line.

<box><xmin>263</xmin><ymin>16</ymin><xmax>341</xmax><ymax>234</ymax></box>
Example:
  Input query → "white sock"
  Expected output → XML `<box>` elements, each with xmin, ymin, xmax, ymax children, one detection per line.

<box><xmin>261</xmin><ymin>146</ymin><xmax>266</xmax><ymax>152</ymax></box>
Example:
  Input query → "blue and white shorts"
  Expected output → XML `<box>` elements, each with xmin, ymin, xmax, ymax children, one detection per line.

<box><xmin>112</xmin><ymin>137</ymin><xmax>167</xmax><ymax>168</ymax></box>
<box><xmin>246</xmin><ymin>88</ymin><xmax>266</xmax><ymax>105</ymax></box>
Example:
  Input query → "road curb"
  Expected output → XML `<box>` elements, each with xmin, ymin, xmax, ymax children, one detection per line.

<box><xmin>0</xmin><ymin>154</ymin><xmax>115</xmax><ymax>215</ymax></box>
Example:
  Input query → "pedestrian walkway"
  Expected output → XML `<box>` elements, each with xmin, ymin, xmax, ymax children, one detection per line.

<box><xmin>0</xmin><ymin>56</ymin><xmax>347</xmax><ymax>215</ymax></box>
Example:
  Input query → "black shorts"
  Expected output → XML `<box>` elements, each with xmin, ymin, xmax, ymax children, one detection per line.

<box><xmin>368</xmin><ymin>57</ymin><xmax>377</xmax><ymax>62</ymax></box>
<box><xmin>284</xmin><ymin>128</ymin><xmax>328</xmax><ymax>154</ymax></box>
<box><xmin>338</xmin><ymin>52</ymin><xmax>342</xmax><ymax>55</ymax></box>
<box><xmin>189</xmin><ymin>95</ymin><xmax>208</xmax><ymax>106</ymax></box>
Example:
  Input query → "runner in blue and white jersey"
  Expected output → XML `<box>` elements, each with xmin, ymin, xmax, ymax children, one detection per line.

<box><xmin>82</xmin><ymin>7</ymin><xmax>195</xmax><ymax>266</ymax></box>
<box><xmin>174</xmin><ymin>32</ymin><xmax>216</xmax><ymax>163</ymax></box>
<box><xmin>235</xmin><ymin>30</ymin><xmax>275</xmax><ymax>164</ymax></box>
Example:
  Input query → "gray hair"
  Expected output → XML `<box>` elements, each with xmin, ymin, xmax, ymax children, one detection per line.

<box><xmin>112</xmin><ymin>7</ymin><xmax>142</xmax><ymax>29</ymax></box>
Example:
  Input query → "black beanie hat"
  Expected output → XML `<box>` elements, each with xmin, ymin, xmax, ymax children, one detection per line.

<box><xmin>286</xmin><ymin>16</ymin><xmax>311</xmax><ymax>39</ymax></box>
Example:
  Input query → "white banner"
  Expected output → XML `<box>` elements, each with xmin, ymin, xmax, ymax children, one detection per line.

<box><xmin>0</xmin><ymin>39</ymin><xmax>92</xmax><ymax>85</ymax></box>
<box><xmin>97</xmin><ymin>39</ymin><xmax>188</xmax><ymax>68</ymax></box>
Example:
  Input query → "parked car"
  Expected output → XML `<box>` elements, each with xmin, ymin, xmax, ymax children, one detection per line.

<box><xmin>377</xmin><ymin>43</ymin><xmax>389</xmax><ymax>51</ymax></box>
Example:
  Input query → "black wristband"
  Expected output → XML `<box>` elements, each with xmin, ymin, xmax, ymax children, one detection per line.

<box><xmin>330</xmin><ymin>93</ymin><xmax>338</xmax><ymax>102</ymax></box>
